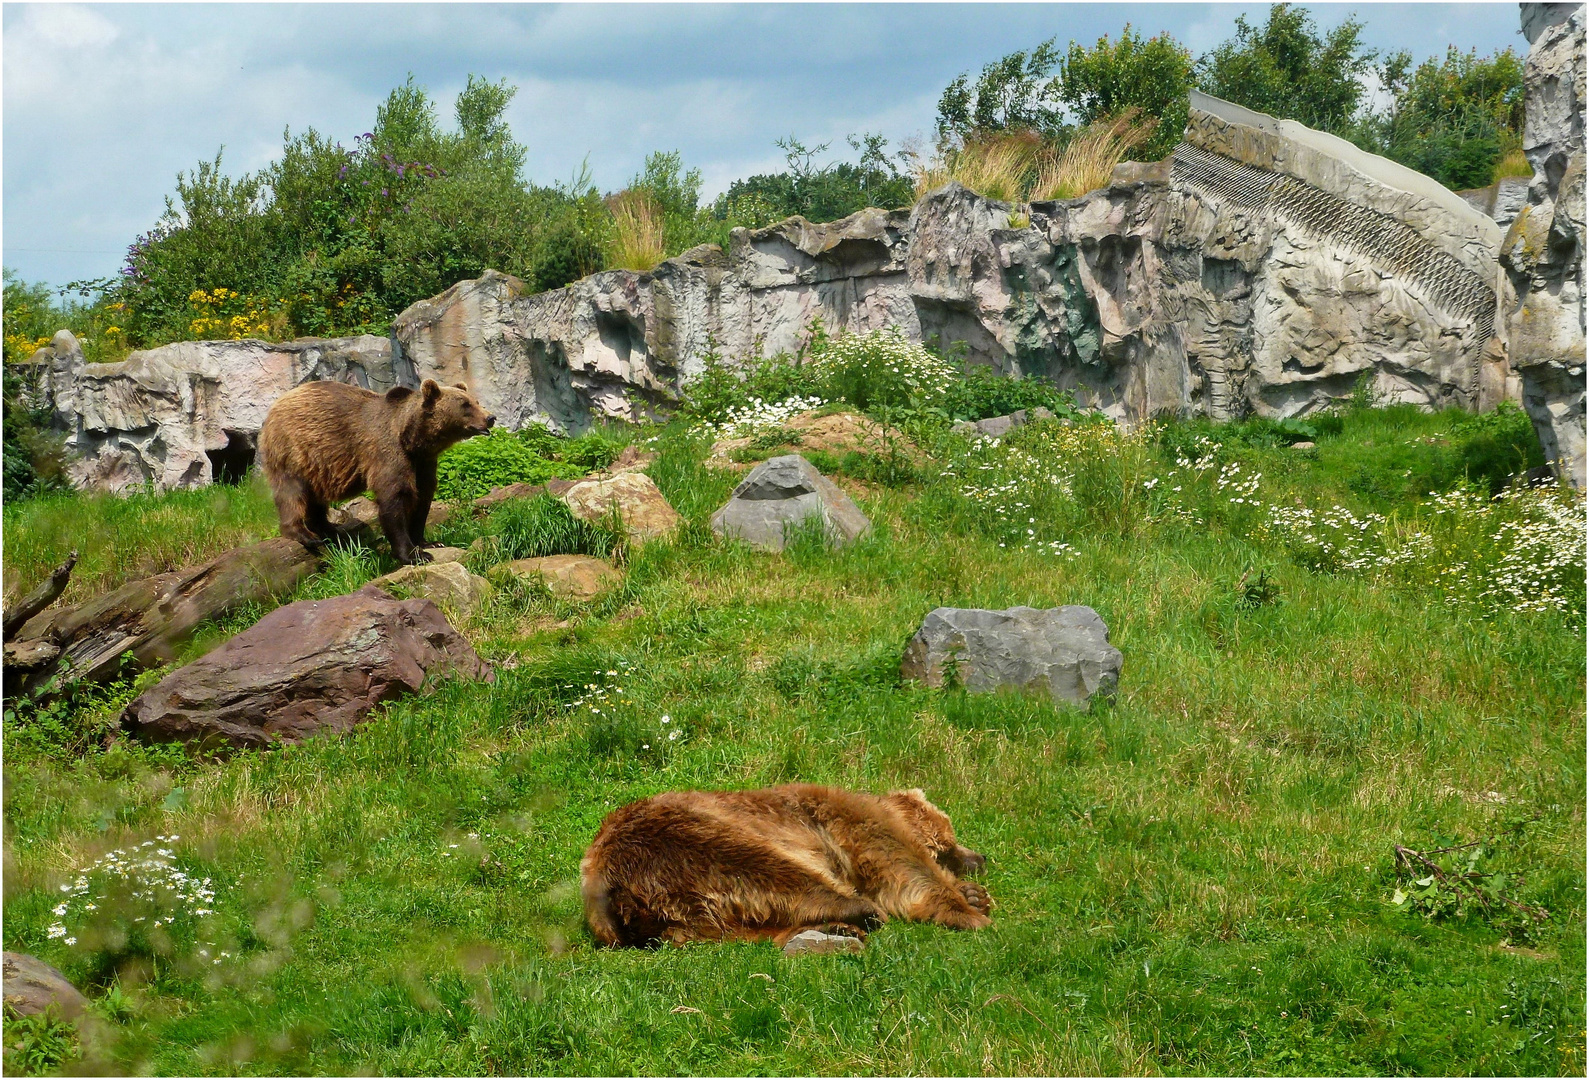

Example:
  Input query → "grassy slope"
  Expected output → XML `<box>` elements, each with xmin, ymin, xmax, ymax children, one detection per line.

<box><xmin>2</xmin><ymin>408</ymin><xmax>1584</xmax><ymax>1076</ymax></box>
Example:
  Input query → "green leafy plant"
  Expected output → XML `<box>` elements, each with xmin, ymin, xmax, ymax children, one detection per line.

<box><xmin>1392</xmin><ymin>829</ymin><xmax>1550</xmax><ymax>940</ymax></box>
<box><xmin>1234</xmin><ymin>567</ymin><xmax>1282</xmax><ymax>611</ymax></box>
<box><xmin>942</xmin><ymin>366</ymin><xmax>1079</xmax><ymax>421</ymax></box>
<box><xmin>434</xmin><ymin>429</ymin><xmax>582</xmax><ymax>503</ymax></box>
<box><xmin>3</xmin><ymin>1007</ymin><xmax>78</xmax><ymax>1075</ymax></box>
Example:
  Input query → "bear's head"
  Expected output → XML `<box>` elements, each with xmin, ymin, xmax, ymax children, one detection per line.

<box><xmin>885</xmin><ymin>788</ymin><xmax>986</xmax><ymax>877</ymax></box>
<box><xmin>390</xmin><ymin>379</ymin><xmax>495</xmax><ymax>452</ymax></box>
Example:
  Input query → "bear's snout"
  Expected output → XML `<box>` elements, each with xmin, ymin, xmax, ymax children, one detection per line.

<box><xmin>484</xmin><ymin>413</ymin><xmax>496</xmax><ymax>429</ymax></box>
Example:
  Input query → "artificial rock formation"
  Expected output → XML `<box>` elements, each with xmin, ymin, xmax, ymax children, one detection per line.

<box><xmin>36</xmin><ymin>93</ymin><xmax>1527</xmax><ymax>491</ymax></box>
<box><xmin>387</xmin><ymin>92</ymin><xmax>1507</xmax><ymax>433</ymax></box>
<box><xmin>28</xmin><ymin>332</ymin><xmax>397</xmax><ymax>492</ymax></box>
<box><xmin>711</xmin><ymin>454</ymin><xmax>872</xmax><ymax>551</ymax></box>
<box><xmin>1502</xmin><ymin>4</ymin><xmax>1586</xmax><ymax>490</ymax></box>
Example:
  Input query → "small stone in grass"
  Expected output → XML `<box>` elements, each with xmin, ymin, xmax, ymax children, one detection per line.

<box><xmin>782</xmin><ymin>930</ymin><xmax>864</xmax><ymax>956</ymax></box>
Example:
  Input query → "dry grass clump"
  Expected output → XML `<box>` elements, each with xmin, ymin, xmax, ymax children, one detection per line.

<box><xmin>1492</xmin><ymin>147</ymin><xmax>1532</xmax><ymax>182</ymax></box>
<box><xmin>915</xmin><ymin>110</ymin><xmax>1160</xmax><ymax>206</ymax></box>
<box><xmin>1030</xmin><ymin>108</ymin><xmax>1159</xmax><ymax>202</ymax></box>
<box><xmin>606</xmin><ymin>189</ymin><xmax>665</xmax><ymax>272</ymax></box>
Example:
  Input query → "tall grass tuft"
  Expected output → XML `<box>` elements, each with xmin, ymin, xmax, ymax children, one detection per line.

<box><xmin>606</xmin><ymin>189</ymin><xmax>666</xmax><ymax>272</ymax></box>
<box><xmin>1492</xmin><ymin>147</ymin><xmax>1532</xmax><ymax>182</ymax></box>
<box><xmin>490</xmin><ymin>493</ymin><xmax>621</xmax><ymax>561</ymax></box>
<box><xmin>1030</xmin><ymin>109</ymin><xmax>1160</xmax><ymax>202</ymax></box>
<box><xmin>913</xmin><ymin>131</ymin><xmax>1047</xmax><ymax>204</ymax></box>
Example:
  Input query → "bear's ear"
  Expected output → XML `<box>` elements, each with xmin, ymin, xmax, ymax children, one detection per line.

<box><xmin>453</xmin><ymin>382</ymin><xmax>468</xmax><ymax>391</ymax></box>
<box><xmin>421</xmin><ymin>379</ymin><xmax>441</xmax><ymax>405</ymax></box>
<box><xmin>385</xmin><ymin>386</ymin><xmax>415</xmax><ymax>404</ymax></box>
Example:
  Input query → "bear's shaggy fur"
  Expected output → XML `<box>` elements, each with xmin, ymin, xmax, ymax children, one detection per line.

<box><xmin>580</xmin><ymin>784</ymin><xmax>992</xmax><ymax>947</ymax></box>
<box><xmin>259</xmin><ymin>379</ymin><xmax>494</xmax><ymax>564</ymax></box>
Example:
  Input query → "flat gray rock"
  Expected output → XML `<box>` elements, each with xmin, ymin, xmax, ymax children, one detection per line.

<box><xmin>711</xmin><ymin>455</ymin><xmax>871</xmax><ymax>552</ymax></box>
<box><xmin>900</xmin><ymin>605</ymin><xmax>1122</xmax><ymax>706</ymax></box>
<box><xmin>782</xmin><ymin>930</ymin><xmax>864</xmax><ymax>956</ymax></box>
<box><xmin>950</xmin><ymin>406</ymin><xmax>1056</xmax><ymax>441</ymax></box>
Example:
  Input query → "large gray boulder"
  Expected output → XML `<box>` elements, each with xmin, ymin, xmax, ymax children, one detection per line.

<box><xmin>710</xmin><ymin>455</ymin><xmax>871</xmax><ymax>551</ymax></box>
<box><xmin>901</xmin><ymin>606</ymin><xmax>1122</xmax><ymax>706</ymax></box>
<box><xmin>1502</xmin><ymin>4</ymin><xmax>1586</xmax><ymax>490</ymax></box>
<box><xmin>28</xmin><ymin>333</ymin><xmax>396</xmax><ymax>492</ymax></box>
<box><xmin>123</xmin><ymin>584</ymin><xmax>490</xmax><ymax>749</ymax></box>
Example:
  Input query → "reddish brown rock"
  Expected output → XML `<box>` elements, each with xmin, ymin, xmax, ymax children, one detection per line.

<box><xmin>123</xmin><ymin>584</ymin><xmax>490</xmax><ymax>749</ymax></box>
<box><xmin>3</xmin><ymin>952</ymin><xmax>88</xmax><ymax>1018</ymax></box>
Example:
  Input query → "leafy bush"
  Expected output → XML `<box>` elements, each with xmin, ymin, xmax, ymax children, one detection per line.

<box><xmin>114</xmin><ymin>76</ymin><xmax>612</xmax><ymax>346</ymax></box>
<box><xmin>713</xmin><ymin>135</ymin><xmax>915</xmax><ymax>226</ymax></box>
<box><xmin>2</xmin><ymin>363</ymin><xmax>69</xmax><ymax>503</ymax></box>
<box><xmin>489</xmin><ymin>494</ymin><xmax>620</xmax><ymax>561</ymax></box>
<box><xmin>434</xmin><ymin>429</ymin><xmax>582</xmax><ymax>503</ymax></box>
<box><xmin>942</xmin><ymin>366</ymin><xmax>1079</xmax><ymax>421</ymax></box>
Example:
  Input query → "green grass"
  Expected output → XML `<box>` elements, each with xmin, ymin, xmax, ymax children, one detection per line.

<box><xmin>2</xmin><ymin>403</ymin><xmax>1584</xmax><ymax>1076</ymax></box>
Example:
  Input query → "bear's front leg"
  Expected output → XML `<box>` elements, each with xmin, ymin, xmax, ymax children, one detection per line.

<box><xmin>408</xmin><ymin>457</ymin><xmax>438</xmax><ymax>551</ymax></box>
<box><xmin>376</xmin><ymin>484</ymin><xmax>429</xmax><ymax>565</ymax></box>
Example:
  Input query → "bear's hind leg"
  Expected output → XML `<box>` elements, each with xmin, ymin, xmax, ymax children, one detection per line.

<box><xmin>272</xmin><ymin>475</ymin><xmax>324</xmax><ymax>549</ymax></box>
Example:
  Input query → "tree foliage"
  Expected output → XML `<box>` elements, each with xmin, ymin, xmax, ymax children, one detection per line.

<box><xmin>1362</xmin><ymin>46</ymin><xmax>1526</xmax><ymax>190</ymax></box>
<box><xmin>1058</xmin><ymin>26</ymin><xmax>1195</xmax><ymax>160</ymax></box>
<box><xmin>935</xmin><ymin>40</ymin><xmax>1067</xmax><ymax>143</ymax></box>
<box><xmin>1197</xmin><ymin>4</ymin><xmax>1377</xmax><ymax>134</ymax></box>
<box><xmin>114</xmin><ymin>75</ymin><xmax>610</xmax><ymax>346</ymax></box>
<box><xmin>712</xmin><ymin>135</ymin><xmax>915</xmax><ymax>229</ymax></box>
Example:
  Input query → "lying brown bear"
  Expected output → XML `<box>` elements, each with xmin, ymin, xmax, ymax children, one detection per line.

<box><xmin>580</xmin><ymin>784</ymin><xmax>992</xmax><ymax>947</ymax></box>
<box><xmin>259</xmin><ymin>379</ymin><xmax>494</xmax><ymax>565</ymax></box>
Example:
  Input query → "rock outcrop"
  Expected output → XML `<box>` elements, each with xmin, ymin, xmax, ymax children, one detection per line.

<box><xmin>371</xmin><ymin>560</ymin><xmax>494</xmax><ymax>617</ymax></box>
<box><xmin>560</xmin><ymin>473</ymin><xmax>682</xmax><ymax>542</ymax></box>
<box><xmin>387</xmin><ymin>92</ymin><xmax>1507</xmax><ymax>432</ymax></box>
<box><xmin>36</xmin><ymin>91</ymin><xmax>1527</xmax><ymax>491</ymax></box>
<box><xmin>2</xmin><ymin>952</ymin><xmax>88</xmax><ymax>1019</ymax></box>
<box><xmin>491</xmin><ymin>554</ymin><xmax>622</xmax><ymax>601</ymax></box>
<box><xmin>711</xmin><ymin>454</ymin><xmax>872</xmax><ymax>551</ymax></box>
<box><xmin>900</xmin><ymin>605</ymin><xmax>1122</xmax><ymax>706</ymax></box>
<box><xmin>123</xmin><ymin>584</ymin><xmax>490</xmax><ymax>748</ymax></box>
<box><xmin>1502</xmin><ymin>4</ymin><xmax>1586</xmax><ymax>490</ymax></box>
<box><xmin>29</xmin><ymin>333</ymin><xmax>396</xmax><ymax>492</ymax></box>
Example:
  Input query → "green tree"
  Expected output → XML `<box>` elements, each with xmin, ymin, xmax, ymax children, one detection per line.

<box><xmin>1059</xmin><ymin>25</ymin><xmax>1196</xmax><ymax>159</ymax></box>
<box><xmin>1362</xmin><ymin>46</ymin><xmax>1525</xmax><ymax>190</ymax></box>
<box><xmin>115</xmin><ymin>75</ymin><xmax>609</xmax><ymax>346</ymax></box>
<box><xmin>1196</xmin><ymin>4</ymin><xmax>1376</xmax><ymax>133</ymax></box>
<box><xmin>712</xmin><ymin>134</ymin><xmax>915</xmax><ymax>228</ymax></box>
<box><xmin>935</xmin><ymin>40</ymin><xmax>1067</xmax><ymax>144</ymax></box>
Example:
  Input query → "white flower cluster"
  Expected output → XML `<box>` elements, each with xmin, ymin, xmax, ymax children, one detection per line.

<box><xmin>47</xmin><ymin>836</ymin><xmax>221</xmax><ymax>958</ymax></box>
<box><xmin>1264</xmin><ymin>503</ymin><xmax>1391</xmax><ymax>573</ymax></box>
<box><xmin>695</xmin><ymin>395</ymin><xmax>826</xmax><ymax>441</ymax></box>
<box><xmin>808</xmin><ymin>327</ymin><xmax>958</xmax><ymax>408</ymax></box>
<box><xmin>1477</xmin><ymin>486</ymin><xmax>1586</xmax><ymax>617</ymax></box>
<box><xmin>562</xmin><ymin>662</ymin><xmax>638</xmax><ymax>717</ymax></box>
<box><xmin>1215</xmin><ymin>461</ymin><xmax>1262</xmax><ymax>504</ymax></box>
<box><xmin>941</xmin><ymin>437</ymin><xmax>1075</xmax><ymax>553</ymax></box>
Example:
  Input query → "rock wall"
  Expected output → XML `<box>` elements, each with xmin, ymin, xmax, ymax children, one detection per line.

<box><xmin>36</xmin><ymin>91</ymin><xmax>1527</xmax><ymax>489</ymax></box>
<box><xmin>394</xmin><ymin>91</ymin><xmax>1508</xmax><ymax>431</ymax></box>
<box><xmin>1501</xmin><ymin>3</ymin><xmax>1586</xmax><ymax>490</ymax></box>
<box><xmin>30</xmin><ymin>332</ymin><xmax>396</xmax><ymax>492</ymax></box>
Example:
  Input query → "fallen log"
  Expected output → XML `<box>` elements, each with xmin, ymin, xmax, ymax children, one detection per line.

<box><xmin>2</xmin><ymin>551</ymin><xmax>77</xmax><ymax>642</ymax></box>
<box><xmin>8</xmin><ymin>538</ymin><xmax>321</xmax><ymax>698</ymax></box>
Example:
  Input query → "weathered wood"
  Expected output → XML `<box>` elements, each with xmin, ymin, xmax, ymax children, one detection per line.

<box><xmin>13</xmin><ymin>538</ymin><xmax>322</xmax><ymax>697</ymax></box>
<box><xmin>2</xmin><ymin>551</ymin><xmax>77</xmax><ymax>642</ymax></box>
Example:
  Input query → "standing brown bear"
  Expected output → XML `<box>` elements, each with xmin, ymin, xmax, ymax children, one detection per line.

<box><xmin>259</xmin><ymin>379</ymin><xmax>494</xmax><ymax>565</ymax></box>
<box><xmin>580</xmin><ymin>784</ymin><xmax>992</xmax><ymax>948</ymax></box>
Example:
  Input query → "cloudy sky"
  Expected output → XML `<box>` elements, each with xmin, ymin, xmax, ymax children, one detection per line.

<box><xmin>4</xmin><ymin>2</ymin><xmax>1525</xmax><ymax>289</ymax></box>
